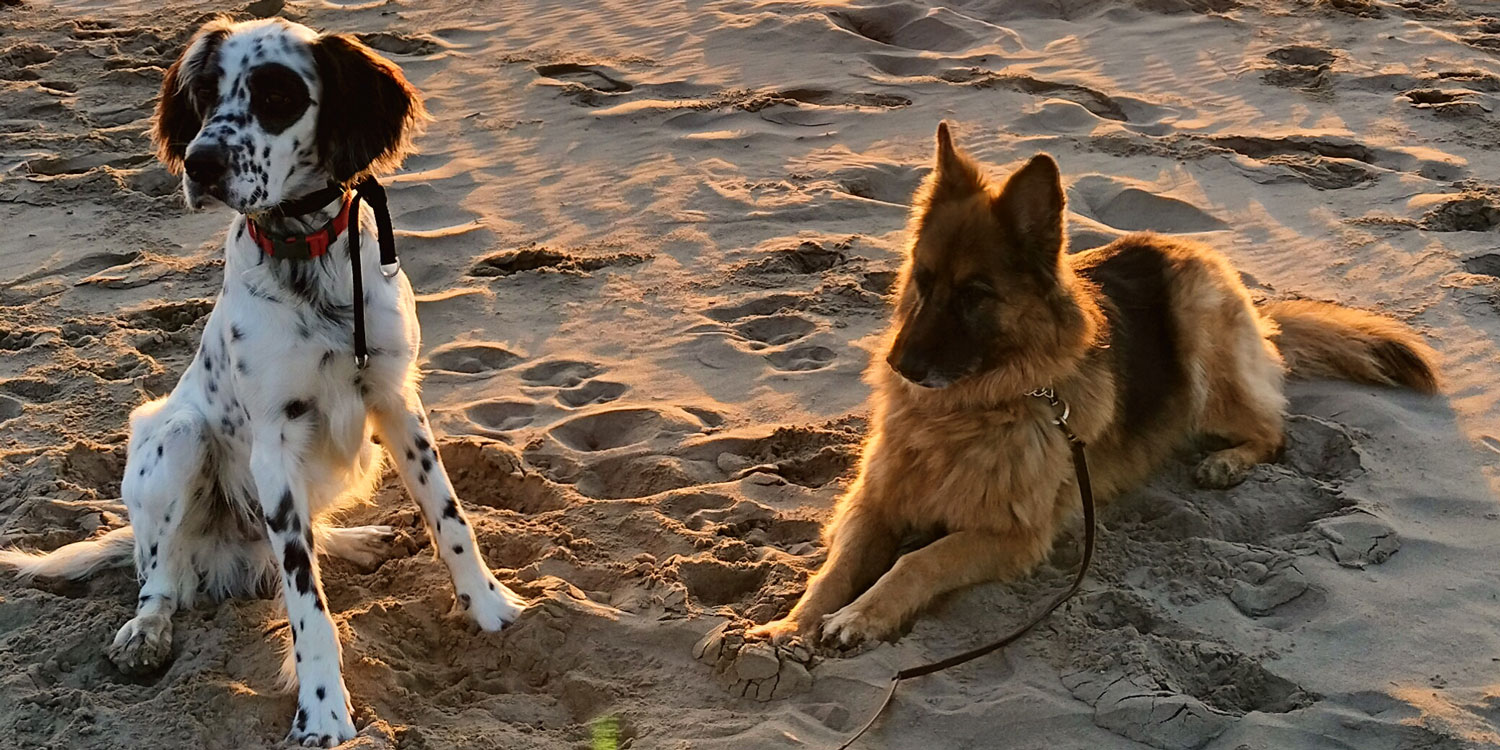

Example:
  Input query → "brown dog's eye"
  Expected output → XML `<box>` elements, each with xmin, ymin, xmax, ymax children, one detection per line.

<box><xmin>957</xmin><ymin>282</ymin><xmax>995</xmax><ymax>308</ymax></box>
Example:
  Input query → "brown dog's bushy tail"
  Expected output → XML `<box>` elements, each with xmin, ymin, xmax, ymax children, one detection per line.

<box><xmin>1261</xmin><ymin>299</ymin><xmax>1439</xmax><ymax>394</ymax></box>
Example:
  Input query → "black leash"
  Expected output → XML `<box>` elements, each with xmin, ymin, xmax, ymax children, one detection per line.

<box><xmin>346</xmin><ymin>177</ymin><xmax>400</xmax><ymax>369</ymax></box>
<box><xmin>835</xmin><ymin>387</ymin><xmax>1096</xmax><ymax>750</ymax></box>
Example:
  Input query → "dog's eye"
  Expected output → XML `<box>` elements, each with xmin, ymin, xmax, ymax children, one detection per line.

<box><xmin>259</xmin><ymin>92</ymin><xmax>293</xmax><ymax>110</ymax></box>
<box><xmin>956</xmin><ymin>282</ymin><xmax>996</xmax><ymax>307</ymax></box>
<box><xmin>192</xmin><ymin>81</ymin><xmax>219</xmax><ymax>115</ymax></box>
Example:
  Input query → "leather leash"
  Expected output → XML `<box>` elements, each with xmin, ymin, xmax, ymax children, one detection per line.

<box><xmin>346</xmin><ymin>177</ymin><xmax>400</xmax><ymax>369</ymax></box>
<box><xmin>835</xmin><ymin>387</ymin><xmax>1096</xmax><ymax>749</ymax></box>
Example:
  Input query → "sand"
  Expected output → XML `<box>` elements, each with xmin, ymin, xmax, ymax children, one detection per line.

<box><xmin>4</xmin><ymin>0</ymin><xmax>1500</xmax><ymax>747</ymax></box>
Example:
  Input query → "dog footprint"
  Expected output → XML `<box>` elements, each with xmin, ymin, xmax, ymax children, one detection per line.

<box><xmin>356</xmin><ymin>32</ymin><xmax>440</xmax><ymax>56</ymax></box>
<box><xmin>0</xmin><ymin>395</ymin><xmax>22</xmax><ymax>423</ymax></box>
<box><xmin>732</xmin><ymin>314</ymin><xmax>817</xmax><ymax>347</ymax></box>
<box><xmin>466</xmin><ymin>400</ymin><xmax>537</xmax><ymax>432</ymax></box>
<box><xmin>548</xmin><ymin>407</ymin><xmax>673</xmax><ymax>452</ymax></box>
<box><xmin>521</xmin><ymin>359</ymin><xmax>604</xmax><ymax>388</ymax></box>
<box><xmin>427</xmin><ymin>342</ymin><xmax>523</xmax><ymax>374</ymax></box>
<box><xmin>556</xmin><ymin>380</ymin><xmax>627</xmax><ymax>408</ymax></box>
<box><xmin>764</xmin><ymin>345</ymin><xmax>836</xmax><ymax>372</ymax></box>
<box><xmin>535</xmin><ymin>63</ymin><xmax>633</xmax><ymax>105</ymax></box>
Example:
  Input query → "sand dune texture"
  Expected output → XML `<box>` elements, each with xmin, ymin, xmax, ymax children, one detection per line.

<box><xmin>4</xmin><ymin>0</ymin><xmax>1500</xmax><ymax>748</ymax></box>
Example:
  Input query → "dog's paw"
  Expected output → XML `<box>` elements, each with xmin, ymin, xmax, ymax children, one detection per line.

<box><xmin>460</xmin><ymin>576</ymin><xmax>527</xmax><ymax>631</ymax></box>
<box><xmin>320</xmin><ymin>525</ymin><xmax>400</xmax><ymax>569</ymax></box>
<box><xmin>745</xmin><ymin>617</ymin><xmax>806</xmax><ymax>646</ymax></box>
<box><xmin>1193</xmin><ymin>453</ymin><xmax>1250</xmax><ymax>489</ymax></box>
<box><xmin>107</xmin><ymin>613</ymin><xmax>173</xmax><ymax>674</ymax></box>
<box><xmin>821</xmin><ymin>604</ymin><xmax>896</xmax><ymax>648</ymax></box>
<box><xmin>693</xmin><ymin>622</ymin><xmax>814</xmax><ymax>701</ymax></box>
<box><xmin>288</xmin><ymin>700</ymin><xmax>356</xmax><ymax>748</ymax></box>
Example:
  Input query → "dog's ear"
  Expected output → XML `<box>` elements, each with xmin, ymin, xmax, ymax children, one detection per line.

<box><xmin>931</xmin><ymin>121</ymin><xmax>984</xmax><ymax>197</ymax></box>
<box><xmin>993</xmin><ymin>153</ymin><xmax>1066</xmax><ymax>260</ymax></box>
<box><xmin>154</xmin><ymin>20</ymin><xmax>231</xmax><ymax>173</ymax></box>
<box><xmin>312</xmin><ymin>34</ymin><xmax>428</xmax><ymax>184</ymax></box>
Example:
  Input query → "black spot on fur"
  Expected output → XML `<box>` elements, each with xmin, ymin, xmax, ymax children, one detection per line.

<box><xmin>405</xmin><ymin>449</ymin><xmax>414</xmax><ymax>461</ymax></box>
<box><xmin>156</xmin><ymin>445</ymin><xmax>163</xmax><ymax>458</ymax></box>
<box><xmin>139</xmin><ymin>593</ymin><xmax>152</xmax><ymax>604</ymax></box>
<box><xmin>296</xmin><ymin>707</ymin><xmax>308</xmax><ymax>731</ymax></box>
<box><xmin>452</xmin><ymin>544</ymin><xmax>463</xmax><ymax>555</ymax></box>
<box><xmin>488</xmin><ymin>581</ymin><xmax>495</xmax><ymax>591</ymax></box>
<box><xmin>441</xmin><ymin>499</ymin><xmax>460</xmax><ymax>520</ymax></box>
<box><xmin>316</xmin><ymin>686</ymin><xmax>326</xmax><ymax>700</ymax></box>
<box><xmin>459</xmin><ymin>593</ymin><xmax>471</xmax><ymax>610</ymax></box>
<box><xmin>231</xmin><ymin>325</ymin><xmax>245</xmax><ymax>341</ymax></box>
<box><xmin>414</xmin><ymin>435</ymin><xmax>430</xmax><ymax>453</ymax></box>
<box><xmin>282</xmin><ymin>539</ymin><xmax>313</xmax><ymax>595</ymax></box>
<box><xmin>149</xmin><ymin>543</ymin><xmax>158</xmax><ymax>557</ymax></box>
<box><xmin>421</xmin><ymin>456</ymin><xmax>432</xmax><ymax>473</ymax></box>
<box><xmin>268</xmin><ymin>490</ymin><xmax>295</xmax><ymax>534</ymax></box>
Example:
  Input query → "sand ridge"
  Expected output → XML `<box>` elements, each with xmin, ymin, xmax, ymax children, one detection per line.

<box><xmin>3</xmin><ymin>0</ymin><xmax>1500</xmax><ymax>747</ymax></box>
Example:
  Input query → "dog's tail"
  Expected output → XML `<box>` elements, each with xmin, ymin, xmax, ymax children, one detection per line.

<box><xmin>0</xmin><ymin>526</ymin><xmax>136</xmax><ymax>580</ymax></box>
<box><xmin>1260</xmin><ymin>299</ymin><xmax>1439</xmax><ymax>394</ymax></box>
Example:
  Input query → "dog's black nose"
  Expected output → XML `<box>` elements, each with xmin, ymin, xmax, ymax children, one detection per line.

<box><xmin>184</xmin><ymin>147</ymin><xmax>227</xmax><ymax>186</ymax></box>
<box><xmin>888</xmin><ymin>350</ymin><xmax>928</xmax><ymax>384</ymax></box>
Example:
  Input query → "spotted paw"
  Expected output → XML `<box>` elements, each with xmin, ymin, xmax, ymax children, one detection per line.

<box><xmin>288</xmin><ymin>699</ymin><xmax>356</xmax><ymax>748</ymax></box>
<box><xmin>693</xmin><ymin>622</ymin><xmax>813</xmax><ymax>701</ymax></box>
<box><xmin>107</xmin><ymin>613</ymin><xmax>173</xmax><ymax>674</ymax></box>
<box><xmin>461</xmin><ymin>576</ymin><xmax>527</xmax><ymax>631</ymax></box>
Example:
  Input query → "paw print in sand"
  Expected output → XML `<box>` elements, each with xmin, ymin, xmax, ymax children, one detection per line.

<box><xmin>693</xmin><ymin>622</ymin><xmax>813</xmax><ymax>701</ymax></box>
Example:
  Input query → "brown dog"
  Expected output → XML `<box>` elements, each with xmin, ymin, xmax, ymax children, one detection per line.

<box><xmin>750</xmin><ymin>122</ymin><xmax>1438</xmax><ymax>647</ymax></box>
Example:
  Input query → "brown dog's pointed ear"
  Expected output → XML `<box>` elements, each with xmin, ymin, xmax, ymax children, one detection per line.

<box><xmin>153</xmin><ymin>20</ymin><xmax>231</xmax><ymax>173</ymax></box>
<box><xmin>994</xmin><ymin>153</ymin><xmax>1066</xmax><ymax>260</ymax></box>
<box><xmin>931</xmin><ymin>120</ymin><xmax>983</xmax><ymax>196</ymax></box>
<box><xmin>312</xmin><ymin>34</ymin><xmax>429</xmax><ymax>184</ymax></box>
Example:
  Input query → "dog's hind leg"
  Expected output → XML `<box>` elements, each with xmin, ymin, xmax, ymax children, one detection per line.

<box><xmin>371</xmin><ymin>391</ymin><xmax>526</xmax><ymax>631</ymax></box>
<box><xmin>110</xmin><ymin>402</ymin><xmax>208</xmax><ymax>674</ymax></box>
<box><xmin>1194</xmin><ymin>305</ymin><xmax>1288</xmax><ymax>489</ymax></box>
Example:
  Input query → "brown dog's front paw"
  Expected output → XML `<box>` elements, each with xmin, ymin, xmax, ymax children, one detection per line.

<box><xmin>821</xmin><ymin>604</ymin><xmax>897</xmax><ymax>648</ymax></box>
<box><xmin>694</xmin><ymin>621</ymin><xmax>814</xmax><ymax>701</ymax></box>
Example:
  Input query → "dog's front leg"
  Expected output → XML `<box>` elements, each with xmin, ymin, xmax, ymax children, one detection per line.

<box><xmin>748</xmin><ymin>504</ymin><xmax>900</xmax><ymax>644</ymax></box>
<box><xmin>250</xmin><ymin>423</ymin><xmax>356</xmax><ymax>748</ymax></box>
<box><xmin>372</xmin><ymin>392</ymin><xmax>526</xmax><ymax>630</ymax></box>
<box><xmin>821</xmin><ymin>524</ymin><xmax>1058</xmax><ymax>647</ymax></box>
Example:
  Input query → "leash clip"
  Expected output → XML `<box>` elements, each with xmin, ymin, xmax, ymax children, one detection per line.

<box><xmin>1028</xmin><ymin>387</ymin><xmax>1080</xmax><ymax>444</ymax></box>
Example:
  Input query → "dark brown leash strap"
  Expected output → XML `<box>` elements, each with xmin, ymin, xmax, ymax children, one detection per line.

<box><xmin>835</xmin><ymin>390</ymin><xmax>1096</xmax><ymax>750</ymax></box>
<box><xmin>346</xmin><ymin>177</ymin><xmax>399</xmax><ymax>369</ymax></box>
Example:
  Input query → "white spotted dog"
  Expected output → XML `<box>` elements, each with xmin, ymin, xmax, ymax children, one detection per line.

<box><xmin>0</xmin><ymin>17</ymin><xmax>527</xmax><ymax>747</ymax></box>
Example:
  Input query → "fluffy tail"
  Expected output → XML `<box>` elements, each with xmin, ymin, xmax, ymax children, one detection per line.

<box><xmin>0</xmin><ymin>526</ymin><xmax>136</xmax><ymax>580</ymax></box>
<box><xmin>1260</xmin><ymin>299</ymin><xmax>1439</xmax><ymax>393</ymax></box>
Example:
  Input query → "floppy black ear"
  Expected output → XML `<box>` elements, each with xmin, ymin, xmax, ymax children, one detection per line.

<box><xmin>153</xmin><ymin>20</ymin><xmax>231</xmax><ymax>173</ymax></box>
<box><xmin>993</xmin><ymin>153</ymin><xmax>1066</xmax><ymax>260</ymax></box>
<box><xmin>312</xmin><ymin>34</ymin><xmax>428</xmax><ymax>184</ymax></box>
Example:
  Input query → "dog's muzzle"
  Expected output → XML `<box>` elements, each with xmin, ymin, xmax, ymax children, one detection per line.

<box><xmin>183</xmin><ymin>145</ymin><xmax>229</xmax><ymax>205</ymax></box>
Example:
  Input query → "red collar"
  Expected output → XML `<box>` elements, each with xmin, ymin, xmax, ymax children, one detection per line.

<box><xmin>246</xmin><ymin>197</ymin><xmax>352</xmax><ymax>260</ymax></box>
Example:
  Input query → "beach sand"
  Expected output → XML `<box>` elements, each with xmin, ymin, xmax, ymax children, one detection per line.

<box><xmin>4</xmin><ymin>0</ymin><xmax>1500</xmax><ymax>747</ymax></box>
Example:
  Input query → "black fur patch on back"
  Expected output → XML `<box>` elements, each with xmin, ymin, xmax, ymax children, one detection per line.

<box><xmin>1077</xmin><ymin>239</ymin><xmax>1187</xmax><ymax>439</ymax></box>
